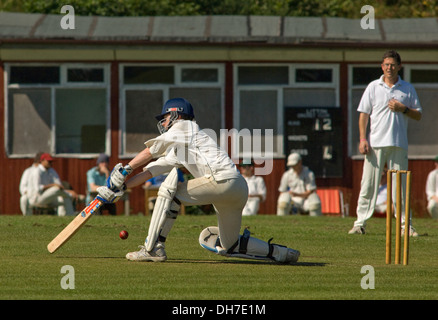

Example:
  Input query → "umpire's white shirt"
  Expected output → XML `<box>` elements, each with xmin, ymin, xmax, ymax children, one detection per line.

<box><xmin>144</xmin><ymin>120</ymin><xmax>239</xmax><ymax>181</ymax></box>
<box><xmin>357</xmin><ymin>75</ymin><xmax>422</xmax><ymax>151</ymax></box>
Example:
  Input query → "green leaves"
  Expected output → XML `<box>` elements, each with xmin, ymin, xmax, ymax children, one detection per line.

<box><xmin>2</xmin><ymin>0</ymin><xmax>437</xmax><ymax>18</ymax></box>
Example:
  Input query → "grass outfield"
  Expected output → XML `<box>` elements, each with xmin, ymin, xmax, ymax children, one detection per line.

<box><xmin>0</xmin><ymin>214</ymin><xmax>437</xmax><ymax>301</ymax></box>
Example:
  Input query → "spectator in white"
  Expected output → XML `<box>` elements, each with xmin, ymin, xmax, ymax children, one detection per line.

<box><xmin>28</xmin><ymin>153</ymin><xmax>77</xmax><ymax>216</ymax></box>
<box><xmin>277</xmin><ymin>153</ymin><xmax>322</xmax><ymax>216</ymax></box>
<box><xmin>239</xmin><ymin>160</ymin><xmax>266</xmax><ymax>216</ymax></box>
<box><xmin>426</xmin><ymin>155</ymin><xmax>438</xmax><ymax>219</ymax></box>
<box><xmin>19</xmin><ymin>152</ymin><xmax>42</xmax><ymax>215</ymax></box>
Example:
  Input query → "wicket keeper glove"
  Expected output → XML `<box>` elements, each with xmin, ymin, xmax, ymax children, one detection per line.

<box><xmin>97</xmin><ymin>185</ymin><xmax>126</xmax><ymax>204</ymax></box>
<box><xmin>107</xmin><ymin>163</ymin><xmax>133</xmax><ymax>190</ymax></box>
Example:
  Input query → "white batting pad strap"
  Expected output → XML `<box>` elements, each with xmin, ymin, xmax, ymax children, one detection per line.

<box><xmin>145</xmin><ymin>168</ymin><xmax>180</xmax><ymax>252</ymax></box>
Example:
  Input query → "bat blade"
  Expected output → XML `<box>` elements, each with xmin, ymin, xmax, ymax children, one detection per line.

<box><xmin>47</xmin><ymin>197</ymin><xmax>103</xmax><ymax>253</ymax></box>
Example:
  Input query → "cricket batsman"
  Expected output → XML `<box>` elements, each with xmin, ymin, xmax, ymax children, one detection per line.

<box><xmin>97</xmin><ymin>98</ymin><xmax>300</xmax><ymax>264</ymax></box>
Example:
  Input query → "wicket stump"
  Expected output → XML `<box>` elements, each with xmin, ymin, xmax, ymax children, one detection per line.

<box><xmin>386</xmin><ymin>170</ymin><xmax>411</xmax><ymax>265</ymax></box>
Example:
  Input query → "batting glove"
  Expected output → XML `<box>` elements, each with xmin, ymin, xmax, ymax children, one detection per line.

<box><xmin>97</xmin><ymin>185</ymin><xmax>125</xmax><ymax>204</ymax></box>
<box><xmin>107</xmin><ymin>163</ymin><xmax>133</xmax><ymax>190</ymax></box>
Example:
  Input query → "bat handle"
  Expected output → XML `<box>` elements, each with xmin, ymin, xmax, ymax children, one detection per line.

<box><xmin>121</xmin><ymin>164</ymin><xmax>133</xmax><ymax>176</ymax></box>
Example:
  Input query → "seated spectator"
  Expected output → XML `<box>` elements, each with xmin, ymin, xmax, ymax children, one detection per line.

<box><xmin>19</xmin><ymin>152</ymin><xmax>43</xmax><ymax>215</ymax></box>
<box><xmin>277</xmin><ymin>152</ymin><xmax>322</xmax><ymax>216</ymax></box>
<box><xmin>239</xmin><ymin>160</ymin><xmax>266</xmax><ymax>216</ymax></box>
<box><xmin>86</xmin><ymin>153</ymin><xmax>116</xmax><ymax>215</ymax></box>
<box><xmin>28</xmin><ymin>153</ymin><xmax>77</xmax><ymax>216</ymax></box>
<box><xmin>426</xmin><ymin>155</ymin><xmax>438</xmax><ymax>219</ymax></box>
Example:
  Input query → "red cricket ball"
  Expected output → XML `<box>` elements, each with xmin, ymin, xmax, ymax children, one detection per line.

<box><xmin>119</xmin><ymin>230</ymin><xmax>129</xmax><ymax>240</ymax></box>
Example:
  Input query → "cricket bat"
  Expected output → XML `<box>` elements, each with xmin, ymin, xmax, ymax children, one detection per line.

<box><xmin>47</xmin><ymin>197</ymin><xmax>103</xmax><ymax>253</ymax></box>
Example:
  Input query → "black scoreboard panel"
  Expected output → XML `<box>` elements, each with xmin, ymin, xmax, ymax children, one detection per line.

<box><xmin>284</xmin><ymin>107</ymin><xmax>343</xmax><ymax>178</ymax></box>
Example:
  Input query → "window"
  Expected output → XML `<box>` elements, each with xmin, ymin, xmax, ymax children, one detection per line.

<box><xmin>10</xmin><ymin>66</ymin><xmax>60</xmax><ymax>84</ymax></box>
<box><xmin>67</xmin><ymin>68</ymin><xmax>104</xmax><ymax>83</ymax></box>
<box><xmin>352</xmin><ymin>67</ymin><xmax>404</xmax><ymax>86</ymax></box>
<box><xmin>123</xmin><ymin>66</ymin><xmax>174</xmax><ymax>84</ymax></box>
<box><xmin>405</xmin><ymin>65</ymin><xmax>438</xmax><ymax>157</ymax></box>
<box><xmin>238</xmin><ymin>66</ymin><xmax>289</xmax><ymax>85</ymax></box>
<box><xmin>5</xmin><ymin>64</ymin><xmax>110</xmax><ymax>157</ymax></box>
<box><xmin>235</xmin><ymin>64</ymin><xmax>339</xmax><ymax>157</ymax></box>
<box><xmin>352</xmin><ymin>67</ymin><xmax>382</xmax><ymax>85</ymax></box>
<box><xmin>120</xmin><ymin>64</ymin><xmax>224</xmax><ymax>156</ymax></box>
<box><xmin>296</xmin><ymin>68</ymin><xmax>332</xmax><ymax>83</ymax></box>
<box><xmin>55</xmin><ymin>89</ymin><xmax>107</xmax><ymax>153</ymax></box>
<box><xmin>181</xmin><ymin>68</ymin><xmax>218</xmax><ymax>83</ymax></box>
<box><xmin>410</xmin><ymin>69</ymin><xmax>438</xmax><ymax>84</ymax></box>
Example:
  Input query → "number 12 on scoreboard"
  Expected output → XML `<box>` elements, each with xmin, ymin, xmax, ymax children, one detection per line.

<box><xmin>314</xmin><ymin>118</ymin><xmax>332</xmax><ymax>131</ymax></box>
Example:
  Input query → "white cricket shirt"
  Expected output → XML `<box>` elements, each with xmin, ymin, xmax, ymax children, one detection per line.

<box><xmin>145</xmin><ymin>120</ymin><xmax>239</xmax><ymax>181</ymax></box>
<box><xmin>357</xmin><ymin>76</ymin><xmax>422</xmax><ymax>151</ymax></box>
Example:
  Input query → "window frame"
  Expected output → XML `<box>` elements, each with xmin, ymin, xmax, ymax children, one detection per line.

<box><xmin>234</xmin><ymin>63</ymin><xmax>340</xmax><ymax>158</ymax></box>
<box><xmin>404</xmin><ymin>64</ymin><xmax>438</xmax><ymax>87</ymax></box>
<box><xmin>4</xmin><ymin>63</ymin><xmax>111</xmax><ymax>158</ymax></box>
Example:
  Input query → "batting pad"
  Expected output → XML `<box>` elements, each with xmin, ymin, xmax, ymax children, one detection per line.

<box><xmin>199</xmin><ymin>227</ymin><xmax>282</xmax><ymax>262</ymax></box>
<box><xmin>199</xmin><ymin>226</ymin><xmax>221</xmax><ymax>253</ymax></box>
<box><xmin>145</xmin><ymin>168</ymin><xmax>180</xmax><ymax>251</ymax></box>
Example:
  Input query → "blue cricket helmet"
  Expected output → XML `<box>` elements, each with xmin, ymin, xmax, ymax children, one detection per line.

<box><xmin>155</xmin><ymin>98</ymin><xmax>195</xmax><ymax>121</ymax></box>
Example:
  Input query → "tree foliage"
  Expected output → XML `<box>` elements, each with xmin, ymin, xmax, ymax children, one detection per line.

<box><xmin>0</xmin><ymin>0</ymin><xmax>437</xmax><ymax>18</ymax></box>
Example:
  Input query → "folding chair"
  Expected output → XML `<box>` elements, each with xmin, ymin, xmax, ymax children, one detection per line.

<box><xmin>316</xmin><ymin>188</ymin><xmax>348</xmax><ymax>217</ymax></box>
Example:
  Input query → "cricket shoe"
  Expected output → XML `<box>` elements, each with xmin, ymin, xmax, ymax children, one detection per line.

<box><xmin>126</xmin><ymin>243</ymin><xmax>167</xmax><ymax>262</ymax></box>
<box><xmin>402</xmin><ymin>226</ymin><xmax>419</xmax><ymax>237</ymax></box>
<box><xmin>284</xmin><ymin>248</ymin><xmax>300</xmax><ymax>264</ymax></box>
<box><xmin>271</xmin><ymin>243</ymin><xmax>300</xmax><ymax>264</ymax></box>
<box><xmin>348</xmin><ymin>226</ymin><xmax>366</xmax><ymax>234</ymax></box>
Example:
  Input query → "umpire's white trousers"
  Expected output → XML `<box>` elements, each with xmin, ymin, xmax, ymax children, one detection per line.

<box><xmin>355</xmin><ymin>146</ymin><xmax>410</xmax><ymax>227</ymax></box>
<box><xmin>175</xmin><ymin>175</ymin><xmax>248</xmax><ymax>250</ymax></box>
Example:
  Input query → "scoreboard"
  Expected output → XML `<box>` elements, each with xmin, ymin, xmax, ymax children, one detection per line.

<box><xmin>284</xmin><ymin>107</ymin><xmax>343</xmax><ymax>178</ymax></box>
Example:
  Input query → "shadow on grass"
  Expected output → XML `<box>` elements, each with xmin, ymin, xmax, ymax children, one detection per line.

<box><xmin>50</xmin><ymin>256</ymin><xmax>327</xmax><ymax>267</ymax></box>
<box><xmin>166</xmin><ymin>258</ymin><xmax>327</xmax><ymax>267</ymax></box>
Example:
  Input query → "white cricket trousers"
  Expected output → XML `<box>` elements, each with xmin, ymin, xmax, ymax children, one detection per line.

<box><xmin>355</xmin><ymin>146</ymin><xmax>410</xmax><ymax>227</ymax></box>
<box><xmin>33</xmin><ymin>186</ymin><xmax>75</xmax><ymax>216</ymax></box>
<box><xmin>242</xmin><ymin>197</ymin><xmax>260</xmax><ymax>216</ymax></box>
<box><xmin>175</xmin><ymin>175</ymin><xmax>248</xmax><ymax>250</ymax></box>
